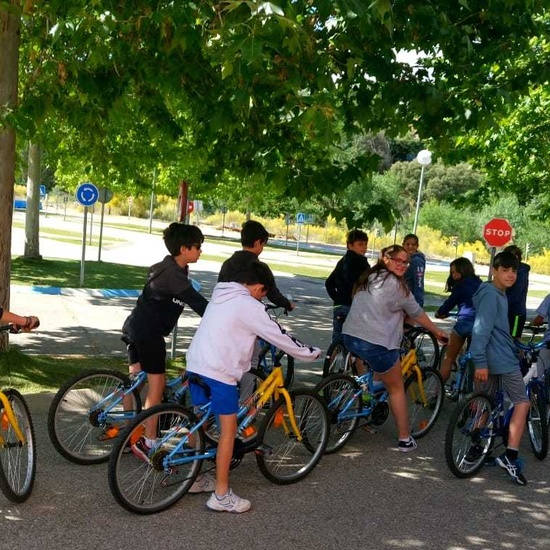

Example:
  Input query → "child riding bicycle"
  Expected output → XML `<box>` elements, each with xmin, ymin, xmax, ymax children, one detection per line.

<box><xmin>186</xmin><ymin>260</ymin><xmax>321</xmax><ymax>513</ymax></box>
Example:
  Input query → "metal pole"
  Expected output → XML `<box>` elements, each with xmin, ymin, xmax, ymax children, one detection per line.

<box><xmin>98</xmin><ymin>201</ymin><xmax>105</xmax><ymax>262</ymax></box>
<box><xmin>413</xmin><ymin>165</ymin><xmax>425</xmax><ymax>234</ymax></box>
<box><xmin>149</xmin><ymin>168</ymin><xmax>156</xmax><ymax>234</ymax></box>
<box><xmin>80</xmin><ymin>208</ymin><xmax>88</xmax><ymax>287</ymax></box>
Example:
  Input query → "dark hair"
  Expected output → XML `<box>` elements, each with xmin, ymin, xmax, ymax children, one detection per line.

<box><xmin>445</xmin><ymin>257</ymin><xmax>479</xmax><ymax>292</ymax></box>
<box><xmin>493</xmin><ymin>251</ymin><xmax>519</xmax><ymax>270</ymax></box>
<box><xmin>503</xmin><ymin>244</ymin><xmax>522</xmax><ymax>261</ymax></box>
<box><xmin>163</xmin><ymin>223</ymin><xmax>204</xmax><ymax>255</ymax></box>
<box><xmin>402</xmin><ymin>233</ymin><xmax>419</xmax><ymax>245</ymax></box>
<box><xmin>347</xmin><ymin>229</ymin><xmax>368</xmax><ymax>245</ymax></box>
<box><xmin>234</xmin><ymin>260</ymin><xmax>275</xmax><ymax>293</ymax></box>
<box><xmin>354</xmin><ymin>244</ymin><xmax>409</xmax><ymax>296</ymax></box>
<box><xmin>241</xmin><ymin>220</ymin><xmax>269</xmax><ymax>247</ymax></box>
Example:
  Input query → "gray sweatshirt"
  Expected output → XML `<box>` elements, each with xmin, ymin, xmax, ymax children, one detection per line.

<box><xmin>342</xmin><ymin>272</ymin><xmax>422</xmax><ymax>350</ymax></box>
<box><xmin>470</xmin><ymin>281</ymin><xmax>520</xmax><ymax>374</ymax></box>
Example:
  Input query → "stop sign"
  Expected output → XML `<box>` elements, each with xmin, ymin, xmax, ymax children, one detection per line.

<box><xmin>483</xmin><ymin>218</ymin><xmax>513</xmax><ymax>247</ymax></box>
<box><xmin>187</xmin><ymin>200</ymin><xmax>194</xmax><ymax>214</ymax></box>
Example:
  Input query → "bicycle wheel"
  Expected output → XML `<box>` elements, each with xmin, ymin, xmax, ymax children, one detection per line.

<box><xmin>412</xmin><ymin>330</ymin><xmax>440</xmax><ymax>370</ymax></box>
<box><xmin>255</xmin><ymin>389</ymin><xmax>328</xmax><ymax>484</ymax></box>
<box><xmin>108</xmin><ymin>403</ymin><xmax>203</xmax><ymax>514</ymax></box>
<box><xmin>322</xmin><ymin>341</ymin><xmax>356</xmax><ymax>378</ymax></box>
<box><xmin>0</xmin><ymin>389</ymin><xmax>36</xmax><ymax>502</ymax></box>
<box><xmin>48</xmin><ymin>370</ymin><xmax>141</xmax><ymax>465</ymax></box>
<box><xmin>314</xmin><ymin>373</ymin><xmax>361</xmax><ymax>453</ymax></box>
<box><xmin>258</xmin><ymin>344</ymin><xmax>295</xmax><ymax>388</ymax></box>
<box><xmin>405</xmin><ymin>367</ymin><xmax>443</xmax><ymax>438</ymax></box>
<box><xmin>527</xmin><ymin>384</ymin><xmax>548</xmax><ymax>460</ymax></box>
<box><xmin>445</xmin><ymin>393</ymin><xmax>495</xmax><ymax>478</ymax></box>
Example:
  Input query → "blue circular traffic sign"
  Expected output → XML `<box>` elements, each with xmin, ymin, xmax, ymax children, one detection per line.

<box><xmin>76</xmin><ymin>182</ymin><xmax>99</xmax><ymax>207</ymax></box>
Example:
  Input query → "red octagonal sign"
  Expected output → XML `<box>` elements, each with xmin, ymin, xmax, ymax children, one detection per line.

<box><xmin>483</xmin><ymin>218</ymin><xmax>513</xmax><ymax>247</ymax></box>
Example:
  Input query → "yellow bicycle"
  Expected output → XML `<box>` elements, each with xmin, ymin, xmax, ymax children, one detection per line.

<box><xmin>108</xmin><ymin>365</ymin><xmax>329</xmax><ymax>514</ymax></box>
<box><xmin>0</xmin><ymin>324</ymin><xmax>37</xmax><ymax>502</ymax></box>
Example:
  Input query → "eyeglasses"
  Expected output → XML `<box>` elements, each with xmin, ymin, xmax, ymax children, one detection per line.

<box><xmin>388</xmin><ymin>257</ymin><xmax>409</xmax><ymax>267</ymax></box>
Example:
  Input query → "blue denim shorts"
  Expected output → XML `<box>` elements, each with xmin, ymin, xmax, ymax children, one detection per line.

<box><xmin>453</xmin><ymin>318</ymin><xmax>474</xmax><ymax>339</ymax></box>
<box><xmin>187</xmin><ymin>373</ymin><xmax>239</xmax><ymax>415</ymax></box>
<box><xmin>343</xmin><ymin>335</ymin><xmax>399</xmax><ymax>374</ymax></box>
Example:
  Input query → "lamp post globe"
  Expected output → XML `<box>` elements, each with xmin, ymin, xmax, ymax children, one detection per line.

<box><xmin>413</xmin><ymin>150</ymin><xmax>432</xmax><ymax>234</ymax></box>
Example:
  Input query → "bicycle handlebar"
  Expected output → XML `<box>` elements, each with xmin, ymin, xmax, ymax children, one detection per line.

<box><xmin>0</xmin><ymin>324</ymin><xmax>25</xmax><ymax>334</ymax></box>
<box><xmin>264</xmin><ymin>303</ymin><xmax>289</xmax><ymax>316</ymax></box>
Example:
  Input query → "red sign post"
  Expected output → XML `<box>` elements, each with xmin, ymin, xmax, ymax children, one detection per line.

<box><xmin>483</xmin><ymin>218</ymin><xmax>513</xmax><ymax>248</ymax></box>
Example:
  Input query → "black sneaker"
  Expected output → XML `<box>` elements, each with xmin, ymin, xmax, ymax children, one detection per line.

<box><xmin>397</xmin><ymin>437</ymin><xmax>418</xmax><ymax>452</ymax></box>
<box><xmin>495</xmin><ymin>454</ymin><xmax>527</xmax><ymax>486</ymax></box>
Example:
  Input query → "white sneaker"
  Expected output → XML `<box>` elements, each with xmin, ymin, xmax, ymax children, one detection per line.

<box><xmin>206</xmin><ymin>490</ymin><xmax>251</xmax><ymax>513</ymax></box>
<box><xmin>189</xmin><ymin>472</ymin><xmax>216</xmax><ymax>494</ymax></box>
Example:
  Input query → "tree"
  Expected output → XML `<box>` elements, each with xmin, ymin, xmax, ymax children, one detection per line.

<box><xmin>0</xmin><ymin>0</ymin><xmax>21</xmax><ymax>350</ymax></box>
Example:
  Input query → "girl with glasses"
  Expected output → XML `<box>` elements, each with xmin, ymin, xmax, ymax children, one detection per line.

<box><xmin>342</xmin><ymin>245</ymin><xmax>447</xmax><ymax>452</ymax></box>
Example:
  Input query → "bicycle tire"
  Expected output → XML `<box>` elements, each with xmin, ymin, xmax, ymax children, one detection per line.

<box><xmin>314</xmin><ymin>373</ymin><xmax>361</xmax><ymax>453</ymax></box>
<box><xmin>0</xmin><ymin>389</ymin><xmax>36</xmax><ymax>502</ymax></box>
<box><xmin>445</xmin><ymin>392</ymin><xmax>495</xmax><ymax>478</ymax></box>
<box><xmin>258</xmin><ymin>343</ymin><xmax>295</xmax><ymax>388</ymax></box>
<box><xmin>108</xmin><ymin>403</ymin><xmax>203</xmax><ymax>514</ymax></box>
<box><xmin>411</xmin><ymin>330</ymin><xmax>440</xmax><ymax>370</ymax></box>
<box><xmin>255</xmin><ymin>389</ymin><xmax>328</xmax><ymax>484</ymax></box>
<box><xmin>527</xmin><ymin>384</ymin><xmax>549</xmax><ymax>460</ymax></box>
<box><xmin>47</xmin><ymin>369</ymin><xmax>142</xmax><ymax>465</ymax></box>
<box><xmin>405</xmin><ymin>367</ymin><xmax>444</xmax><ymax>439</ymax></box>
<box><xmin>322</xmin><ymin>341</ymin><xmax>356</xmax><ymax>378</ymax></box>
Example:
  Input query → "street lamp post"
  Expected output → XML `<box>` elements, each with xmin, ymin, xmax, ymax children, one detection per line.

<box><xmin>412</xmin><ymin>149</ymin><xmax>432</xmax><ymax>234</ymax></box>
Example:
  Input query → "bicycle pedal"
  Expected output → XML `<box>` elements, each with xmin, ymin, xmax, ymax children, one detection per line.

<box><xmin>98</xmin><ymin>426</ymin><xmax>120</xmax><ymax>441</ymax></box>
<box><xmin>363</xmin><ymin>424</ymin><xmax>378</xmax><ymax>434</ymax></box>
<box><xmin>254</xmin><ymin>444</ymin><xmax>273</xmax><ymax>456</ymax></box>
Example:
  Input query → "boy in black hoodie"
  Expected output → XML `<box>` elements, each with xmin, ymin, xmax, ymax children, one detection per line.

<box><xmin>325</xmin><ymin>229</ymin><xmax>370</xmax><ymax>344</ymax></box>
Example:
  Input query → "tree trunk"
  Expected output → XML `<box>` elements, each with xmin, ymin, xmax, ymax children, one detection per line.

<box><xmin>0</xmin><ymin>2</ymin><xmax>22</xmax><ymax>351</ymax></box>
<box><xmin>24</xmin><ymin>141</ymin><xmax>42</xmax><ymax>259</ymax></box>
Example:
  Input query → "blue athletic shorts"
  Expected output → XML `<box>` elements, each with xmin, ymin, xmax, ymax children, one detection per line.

<box><xmin>343</xmin><ymin>335</ymin><xmax>399</xmax><ymax>374</ymax></box>
<box><xmin>187</xmin><ymin>373</ymin><xmax>239</xmax><ymax>415</ymax></box>
<box><xmin>453</xmin><ymin>318</ymin><xmax>474</xmax><ymax>339</ymax></box>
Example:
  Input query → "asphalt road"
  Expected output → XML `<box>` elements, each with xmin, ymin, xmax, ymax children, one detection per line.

<box><xmin>4</xmin><ymin>212</ymin><xmax>550</xmax><ymax>550</ymax></box>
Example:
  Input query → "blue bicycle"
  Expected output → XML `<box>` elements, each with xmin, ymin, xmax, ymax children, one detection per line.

<box><xmin>107</xmin><ymin>366</ymin><xmax>329</xmax><ymax>514</ymax></box>
<box><xmin>445</xmin><ymin>348</ymin><xmax>549</xmax><ymax>478</ymax></box>
<box><xmin>315</xmin><ymin>331</ymin><xmax>444</xmax><ymax>454</ymax></box>
<box><xmin>47</xmin><ymin>369</ymin><xmax>188</xmax><ymax>465</ymax></box>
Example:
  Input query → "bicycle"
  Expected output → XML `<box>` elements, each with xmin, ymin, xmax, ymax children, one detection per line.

<box><xmin>515</xmin><ymin>323</ymin><xmax>550</xmax><ymax>452</ymax></box>
<box><xmin>323</xmin><ymin>324</ymin><xmax>440</xmax><ymax>378</ymax></box>
<box><xmin>0</xmin><ymin>324</ymin><xmax>37</xmax><ymax>502</ymax></box>
<box><xmin>47</xmin><ymin>368</ymin><xmax>188</xmax><ymax>465</ymax></box>
<box><xmin>445</xmin><ymin>372</ymin><xmax>549</xmax><ymax>479</ymax></box>
<box><xmin>253</xmin><ymin>304</ymin><xmax>295</xmax><ymax>387</ymax></box>
<box><xmin>108</xmin><ymin>364</ymin><xmax>329</xmax><ymax>514</ymax></box>
<box><xmin>315</xmin><ymin>331</ymin><xmax>444</xmax><ymax>454</ymax></box>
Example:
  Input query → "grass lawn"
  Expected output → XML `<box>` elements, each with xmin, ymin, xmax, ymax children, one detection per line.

<box><xmin>0</xmin><ymin>347</ymin><xmax>185</xmax><ymax>394</ymax></box>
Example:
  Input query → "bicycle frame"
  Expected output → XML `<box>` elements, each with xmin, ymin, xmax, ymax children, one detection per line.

<box><xmin>151</xmin><ymin>366</ymin><xmax>303</xmax><ymax>472</ymax></box>
<box><xmin>91</xmin><ymin>371</ymin><xmax>188</xmax><ymax>426</ymax></box>
<box><xmin>0</xmin><ymin>391</ymin><xmax>25</xmax><ymax>445</ymax></box>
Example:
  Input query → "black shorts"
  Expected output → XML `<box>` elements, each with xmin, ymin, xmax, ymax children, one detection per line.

<box><xmin>122</xmin><ymin>333</ymin><xmax>166</xmax><ymax>375</ymax></box>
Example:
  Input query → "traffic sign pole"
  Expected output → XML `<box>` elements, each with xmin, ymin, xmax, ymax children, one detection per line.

<box><xmin>75</xmin><ymin>183</ymin><xmax>99</xmax><ymax>287</ymax></box>
<box><xmin>80</xmin><ymin>208</ymin><xmax>88</xmax><ymax>287</ymax></box>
